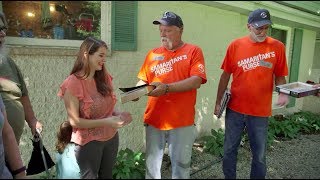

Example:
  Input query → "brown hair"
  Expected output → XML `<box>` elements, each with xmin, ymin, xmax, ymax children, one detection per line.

<box><xmin>70</xmin><ymin>36</ymin><xmax>112</xmax><ymax>96</ymax></box>
<box><xmin>55</xmin><ymin>121</ymin><xmax>73</xmax><ymax>154</ymax></box>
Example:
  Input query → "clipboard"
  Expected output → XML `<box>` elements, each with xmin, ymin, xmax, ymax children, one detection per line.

<box><xmin>217</xmin><ymin>88</ymin><xmax>231</xmax><ymax>119</ymax></box>
<box><xmin>119</xmin><ymin>84</ymin><xmax>154</xmax><ymax>93</ymax></box>
<box><xmin>119</xmin><ymin>84</ymin><xmax>155</xmax><ymax>104</ymax></box>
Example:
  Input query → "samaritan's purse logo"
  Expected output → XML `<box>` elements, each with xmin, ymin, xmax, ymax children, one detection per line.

<box><xmin>198</xmin><ymin>64</ymin><xmax>205</xmax><ymax>73</ymax></box>
<box><xmin>260</xmin><ymin>12</ymin><xmax>267</xmax><ymax>19</ymax></box>
<box><xmin>153</xmin><ymin>55</ymin><xmax>165</xmax><ymax>61</ymax></box>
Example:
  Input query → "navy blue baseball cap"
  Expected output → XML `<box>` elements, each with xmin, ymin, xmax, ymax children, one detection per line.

<box><xmin>153</xmin><ymin>11</ymin><xmax>184</xmax><ymax>28</ymax></box>
<box><xmin>248</xmin><ymin>9</ymin><xmax>272</xmax><ymax>28</ymax></box>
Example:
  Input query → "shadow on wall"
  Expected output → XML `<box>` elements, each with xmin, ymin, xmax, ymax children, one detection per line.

<box><xmin>196</xmin><ymin>96</ymin><xmax>224</xmax><ymax>138</ymax></box>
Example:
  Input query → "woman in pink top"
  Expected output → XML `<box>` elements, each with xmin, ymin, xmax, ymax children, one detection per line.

<box><xmin>58</xmin><ymin>37</ymin><xmax>132</xmax><ymax>179</ymax></box>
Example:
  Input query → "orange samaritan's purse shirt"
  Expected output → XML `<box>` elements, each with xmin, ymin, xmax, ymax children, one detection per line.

<box><xmin>138</xmin><ymin>43</ymin><xmax>207</xmax><ymax>130</ymax></box>
<box><xmin>221</xmin><ymin>36</ymin><xmax>288</xmax><ymax>117</ymax></box>
<box><xmin>58</xmin><ymin>74</ymin><xmax>117</xmax><ymax>146</ymax></box>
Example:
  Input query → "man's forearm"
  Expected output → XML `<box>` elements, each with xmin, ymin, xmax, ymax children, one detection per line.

<box><xmin>166</xmin><ymin>76</ymin><xmax>203</xmax><ymax>93</ymax></box>
<box><xmin>275</xmin><ymin>76</ymin><xmax>287</xmax><ymax>86</ymax></box>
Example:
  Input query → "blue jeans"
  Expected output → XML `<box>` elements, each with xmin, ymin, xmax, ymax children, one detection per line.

<box><xmin>223</xmin><ymin>108</ymin><xmax>268</xmax><ymax>179</ymax></box>
<box><xmin>145</xmin><ymin>124</ymin><xmax>197</xmax><ymax>179</ymax></box>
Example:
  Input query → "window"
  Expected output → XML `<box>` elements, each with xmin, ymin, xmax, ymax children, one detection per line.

<box><xmin>3</xmin><ymin>1</ymin><xmax>101</xmax><ymax>40</ymax></box>
<box><xmin>269</xmin><ymin>24</ymin><xmax>292</xmax><ymax>57</ymax></box>
<box><xmin>0</xmin><ymin>1</ymin><xmax>137</xmax><ymax>51</ymax></box>
<box><xmin>270</xmin><ymin>28</ymin><xmax>287</xmax><ymax>45</ymax></box>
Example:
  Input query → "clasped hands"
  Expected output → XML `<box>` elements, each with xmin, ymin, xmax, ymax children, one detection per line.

<box><xmin>111</xmin><ymin>112</ymin><xmax>133</xmax><ymax>129</ymax></box>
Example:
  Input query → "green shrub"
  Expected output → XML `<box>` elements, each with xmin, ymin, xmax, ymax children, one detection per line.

<box><xmin>202</xmin><ymin>128</ymin><xmax>224</xmax><ymax>157</ymax></box>
<box><xmin>112</xmin><ymin>148</ymin><xmax>146</xmax><ymax>179</ymax></box>
<box><xmin>268</xmin><ymin>115</ymin><xmax>300</xmax><ymax>139</ymax></box>
<box><xmin>289</xmin><ymin>111</ymin><xmax>320</xmax><ymax>133</ymax></box>
<box><xmin>268</xmin><ymin>111</ymin><xmax>320</xmax><ymax>146</ymax></box>
<box><xmin>201</xmin><ymin>111</ymin><xmax>319</xmax><ymax>157</ymax></box>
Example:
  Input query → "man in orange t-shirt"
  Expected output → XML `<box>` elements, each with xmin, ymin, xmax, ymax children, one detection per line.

<box><xmin>135</xmin><ymin>11</ymin><xmax>207</xmax><ymax>179</ymax></box>
<box><xmin>214</xmin><ymin>9</ymin><xmax>289</xmax><ymax>179</ymax></box>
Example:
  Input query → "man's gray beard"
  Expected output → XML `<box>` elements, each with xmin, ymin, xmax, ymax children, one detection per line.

<box><xmin>250</xmin><ymin>31</ymin><xmax>266</xmax><ymax>43</ymax></box>
<box><xmin>160</xmin><ymin>37</ymin><xmax>173</xmax><ymax>50</ymax></box>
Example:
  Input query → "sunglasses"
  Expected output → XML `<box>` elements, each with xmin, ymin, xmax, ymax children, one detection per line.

<box><xmin>251</xmin><ymin>25</ymin><xmax>270</xmax><ymax>32</ymax></box>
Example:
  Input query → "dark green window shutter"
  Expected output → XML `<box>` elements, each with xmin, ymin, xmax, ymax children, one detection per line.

<box><xmin>111</xmin><ymin>1</ymin><xmax>137</xmax><ymax>51</ymax></box>
<box><xmin>287</xmin><ymin>28</ymin><xmax>303</xmax><ymax>108</ymax></box>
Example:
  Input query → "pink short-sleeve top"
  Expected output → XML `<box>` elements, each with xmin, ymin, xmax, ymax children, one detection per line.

<box><xmin>58</xmin><ymin>74</ymin><xmax>117</xmax><ymax>146</ymax></box>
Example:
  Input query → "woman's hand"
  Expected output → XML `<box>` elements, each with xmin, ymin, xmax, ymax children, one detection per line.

<box><xmin>108</xmin><ymin>116</ymin><xmax>126</xmax><ymax>129</ymax></box>
<box><xmin>108</xmin><ymin>112</ymin><xmax>132</xmax><ymax>128</ymax></box>
<box><xmin>119</xmin><ymin>111</ymin><xmax>133</xmax><ymax>126</ymax></box>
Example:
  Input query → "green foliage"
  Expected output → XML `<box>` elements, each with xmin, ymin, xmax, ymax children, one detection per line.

<box><xmin>77</xmin><ymin>1</ymin><xmax>101</xmax><ymax>39</ymax></box>
<box><xmin>112</xmin><ymin>148</ymin><xmax>146</xmax><ymax>179</ymax></box>
<box><xmin>35</xmin><ymin>168</ymin><xmax>56</xmax><ymax>179</ymax></box>
<box><xmin>267</xmin><ymin>125</ymin><xmax>276</xmax><ymax>147</ymax></box>
<box><xmin>202</xmin><ymin>111</ymin><xmax>320</xmax><ymax>152</ymax></box>
<box><xmin>240</xmin><ymin>131</ymin><xmax>248</xmax><ymax>146</ymax></box>
<box><xmin>289</xmin><ymin>111</ymin><xmax>320</xmax><ymax>133</ymax></box>
<box><xmin>202</xmin><ymin>128</ymin><xmax>224</xmax><ymax>157</ymax></box>
<box><xmin>267</xmin><ymin>111</ymin><xmax>320</xmax><ymax>146</ymax></box>
<box><xmin>268</xmin><ymin>115</ymin><xmax>300</xmax><ymax>139</ymax></box>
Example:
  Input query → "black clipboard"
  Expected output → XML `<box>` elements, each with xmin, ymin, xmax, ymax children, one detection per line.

<box><xmin>119</xmin><ymin>84</ymin><xmax>154</xmax><ymax>93</ymax></box>
<box><xmin>217</xmin><ymin>88</ymin><xmax>231</xmax><ymax>119</ymax></box>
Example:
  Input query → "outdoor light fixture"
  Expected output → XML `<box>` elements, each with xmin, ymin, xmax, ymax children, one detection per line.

<box><xmin>50</xmin><ymin>4</ymin><xmax>55</xmax><ymax>12</ymax></box>
<box><xmin>27</xmin><ymin>12</ymin><xmax>35</xmax><ymax>17</ymax></box>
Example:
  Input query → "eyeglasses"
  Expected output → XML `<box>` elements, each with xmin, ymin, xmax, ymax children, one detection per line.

<box><xmin>251</xmin><ymin>25</ymin><xmax>270</xmax><ymax>32</ymax></box>
<box><xmin>0</xmin><ymin>26</ymin><xmax>8</xmax><ymax>33</ymax></box>
<box><xmin>163</xmin><ymin>11</ymin><xmax>176</xmax><ymax>19</ymax></box>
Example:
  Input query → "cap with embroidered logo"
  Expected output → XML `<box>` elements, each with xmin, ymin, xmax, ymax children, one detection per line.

<box><xmin>153</xmin><ymin>11</ymin><xmax>183</xmax><ymax>28</ymax></box>
<box><xmin>248</xmin><ymin>8</ymin><xmax>272</xmax><ymax>28</ymax></box>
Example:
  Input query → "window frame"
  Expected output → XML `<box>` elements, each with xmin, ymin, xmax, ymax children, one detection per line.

<box><xmin>271</xmin><ymin>24</ymin><xmax>292</xmax><ymax>65</ymax></box>
<box><xmin>270</xmin><ymin>24</ymin><xmax>293</xmax><ymax>110</ymax></box>
<box><xmin>0</xmin><ymin>1</ymin><xmax>111</xmax><ymax>50</ymax></box>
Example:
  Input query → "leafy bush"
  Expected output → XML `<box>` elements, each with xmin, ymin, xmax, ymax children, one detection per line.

<box><xmin>76</xmin><ymin>1</ymin><xmax>101</xmax><ymax>39</ymax></box>
<box><xmin>268</xmin><ymin>115</ymin><xmax>300</xmax><ymax>139</ymax></box>
<box><xmin>202</xmin><ymin>128</ymin><xmax>224</xmax><ymax>157</ymax></box>
<box><xmin>202</xmin><ymin>111</ymin><xmax>320</xmax><ymax>151</ymax></box>
<box><xmin>112</xmin><ymin>148</ymin><xmax>146</xmax><ymax>179</ymax></box>
<box><xmin>288</xmin><ymin>111</ymin><xmax>320</xmax><ymax>133</ymax></box>
<box><xmin>267</xmin><ymin>111</ymin><xmax>320</xmax><ymax>146</ymax></box>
